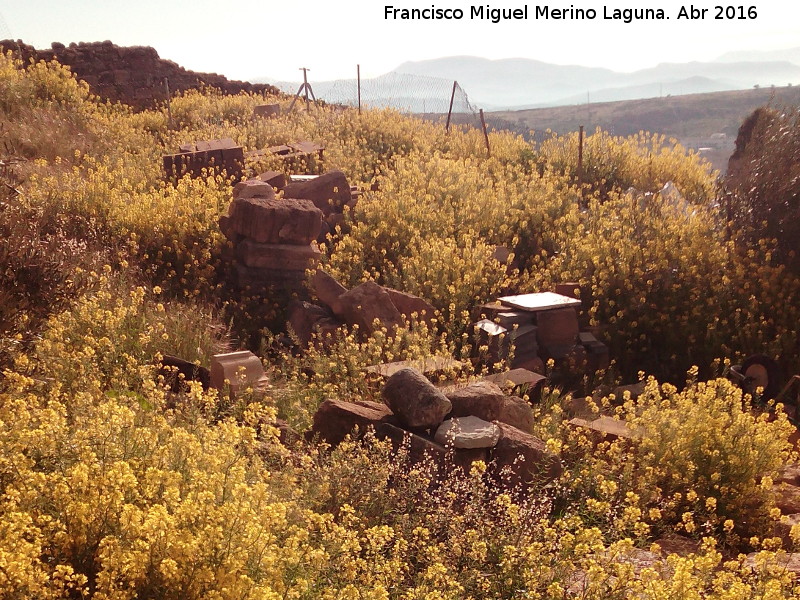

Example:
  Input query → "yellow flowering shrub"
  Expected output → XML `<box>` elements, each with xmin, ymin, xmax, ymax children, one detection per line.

<box><xmin>5</xmin><ymin>49</ymin><xmax>800</xmax><ymax>598</ymax></box>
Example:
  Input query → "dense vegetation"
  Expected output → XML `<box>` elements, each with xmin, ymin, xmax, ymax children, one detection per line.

<box><xmin>2</xmin><ymin>52</ymin><xmax>800</xmax><ymax>598</ymax></box>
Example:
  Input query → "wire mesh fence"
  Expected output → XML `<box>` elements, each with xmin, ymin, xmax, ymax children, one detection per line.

<box><xmin>273</xmin><ymin>71</ymin><xmax>482</xmax><ymax>127</ymax></box>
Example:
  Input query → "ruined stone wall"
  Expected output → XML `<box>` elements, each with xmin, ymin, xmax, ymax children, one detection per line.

<box><xmin>1</xmin><ymin>40</ymin><xmax>280</xmax><ymax>109</ymax></box>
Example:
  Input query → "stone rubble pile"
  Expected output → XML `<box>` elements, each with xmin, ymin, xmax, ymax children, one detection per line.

<box><xmin>475</xmin><ymin>290</ymin><xmax>609</xmax><ymax>375</ymax></box>
<box><xmin>219</xmin><ymin>180</ymin><xmax>323</xmax><ymax>294</ymax></box>
<box><xmin>310</xmin><ymin>367</ymin><xmax>562</xmax><ymax>490</ymax></box>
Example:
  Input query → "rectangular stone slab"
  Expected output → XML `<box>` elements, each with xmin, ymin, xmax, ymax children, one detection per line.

<box><xmin>498</xmin><ymin>292</ymin><xmax>581</xmax><ymax>312</ymax></box>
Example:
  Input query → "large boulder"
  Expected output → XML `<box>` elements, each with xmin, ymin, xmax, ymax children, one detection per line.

<box><xmin>382</xmin><ymin>367</ymin><xmax>452</xmax><ymax>429</ymax></box>
<box><xmin>283</xmin><ymin>170</ymin><xmax>352</xmax><ymax>216</ymax></box>
<box><xmin>446</xmin><ymin>381</ymin><xmax>535</xmax><ymax>433</ymax></box>
<box><xmin>228</xmin><ymin>196</ymin><xmax>323</xmax><ymax>245</ymax></box>
<box><xmin>337</xmin><ymin>281</ymin><xmax>404</xmax><ymax>335</ymax></box>
<box><xmin>311</xmin><ymin>399</ymin><xmax>395</xmax><ymax>446</ymax></box>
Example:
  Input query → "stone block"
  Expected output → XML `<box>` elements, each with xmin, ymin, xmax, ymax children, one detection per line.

<box><xmin>435</xmin><ymin>416</ymin><xmax>501</xmax><ymax>449</ymax></box>
<box><xmin>257</xmin><ymin>170</ymin><xmax>287</xmax><ymax>190</ymax></box>
<box><xmin>236</xmin><ymin>240</ymin><xmax>321</xmax><ymax>270</ymax></box>
<box><xmin>310</xmin><ymin>399</ymin><xmax>394</xmax><ymax>446</ymax></box>
<box><xmin>233</xmin><ymin>179</ymin><xmax>276</xmax><ymax>200</ymax></box>
<box><xmin>536</xmin><ymin>308</ymin><xmax>579</xmax><ymax>347</ymax></box>
<box><xmin>228</xmin><ymin>197</ymin><xmax>323</xmax><ymax>245</ymax></box>
<box><xmin>311</xmin><ymin>269</ymin><xmax>348</xmax><ymax>314</ymax></box>
<box><xmin>210</xmin><ymin>350</ymin><xmax>268</xmax><ymax>395</ymax></box>
<box><xmin>233</xmin><ymin>263</ymin><xmax>307</xmax><ymax>292</ymax></box>
<box><xmin>482</xmin><ymin>368</ymin><xmax>547</xmax><ymax>394</ymax></box>
<box><xmin>287</xmin><ymin>301</ymin><xmax>333</xmax><ymax>347</ymax></box>
<box><xmin>253</xmin><ymin>103</ymin><xmax>281</xmax><ymax>118</ymax></box>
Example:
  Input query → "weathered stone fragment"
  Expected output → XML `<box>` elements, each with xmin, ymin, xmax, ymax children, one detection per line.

<box><xmin>228</xmin><ymin>196</ymin><xmax>323</xmax><ymax>245</ymax></box>
<box><xmin>210</xmin><ymin>350</ymin><xmax>268</xmax><ymax>395</ymax></box>
<box><xmin>446</xmin><ymin>381</ymin><xmax>535</xmax><ymax>432</ymax></box>
<box><xmin>283</xmin><ymin>170</ymin><xmax>352</xmax><ymax>216</ymax></box>
<box><xmin>435</xmin><ymin>416</ymin><xmax>501</xmax><ymax>449</ymax></box>
<box><xmin>236</xmin><ymin>240</ymin><xmax>321</xmax><ymax>270</ymax></box>
<box><xmin>568</xmin><ymin>416</ymin><xmax>638</xmax><ymax>443</ymax></box>
<box><xmin>774</xmin><ymin>483</ymin><xmax>800</xmax><ymax>515</ymax></box>
<box><xmin>383</xmin><ymin>287</ymin><xmax>436</xmax><ymax>324</ymax></box>
<box><xmin>337</xmin><ymin>281</ymin><xmax>404</xmax><ymax>335</ymax></box>
<box><xmin>489</xmin><ymin>422</ymin><xmax>562</xmax><ymax>488</ymax></box>
<box><xmin>311</xmin><ymin>399</ymin><xmax>394</xmax><ymax>446</ymax></box>
<box><xmin>233</xmin><ymin>179</ymin><xmax>276</xmax><ymax>200</ymax></box>
<box><xmin>312</xmin><ymin>269</ymin><xmax>348</xmax><ymax>314</ymax></box>
<box><xmin>287</xmin><ymin>301</ymin><xmax>332</xmax><ymax>347</ymax></box>
<box><xmin>382</xmin><ymin>367</ymin><xmax>452</xmax><ymax>429</ymax></box>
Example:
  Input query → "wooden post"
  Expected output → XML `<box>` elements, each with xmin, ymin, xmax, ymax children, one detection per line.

<box><xmin>578</xmin><ymin>125</ymin><xmax>585</xmax><ymax>202</ymax></box>
<box><xmin>301</xmin><ymin>67</ymin><xmax>310</xmax><ymax>110</ymax></box>
<box><xmin>479</xmin><ymin>109</ymin><xmax>491</xmax><ymax>158</ymax></box>
<box><xmin>445</xmin><ymin>80</ymin><xmax>457</xmax><ymax>133</ymax></box>
<box><xmin>164</xmin><ymin>77</ymin><xmax>173</xmax><ymax>128</ymax></box>
<box><xmin>357</xmin><ymin>64</ymin><xmax>362</xmax><ymax>115</ymax></box>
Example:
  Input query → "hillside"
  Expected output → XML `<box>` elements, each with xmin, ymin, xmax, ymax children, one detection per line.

<box><xmin>3</xmin><ymin>49</ymin><xmax>800</xmax><ymax>599</ymax></box>
<box><xmin>489</xmin><ymin>85</ymin><xmax>800</xmax><ymax>172</ymax></box>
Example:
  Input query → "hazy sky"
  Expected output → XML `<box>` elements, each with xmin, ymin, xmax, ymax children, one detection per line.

<box><xmin>3</xmin><ymin>0</ymin><xmax>799</xmax><ymax>81</ymax></box>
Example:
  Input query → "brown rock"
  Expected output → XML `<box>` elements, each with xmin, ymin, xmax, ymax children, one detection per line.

<box><xmin>780</xmin><ymin>464</ymin><xmax>800</xmax><ymax>486</ymax></box>
<box><xmin>447</xmin><ymin>381</ymin><xmax>535</xmax><ymax>432</ymax></box>
<box><xmin>228</xmin><ymin>197</ymin><xmax>323</xmax><ymax>245</ymax></box>
<box><xmin>283</xmin><ymin>170</ymin><xmax>352</xmax><ymax>216</ymax></box>
<box><xmin>382</xmin><ymin>367</ymin><xmax>452</xmax><ymax>429</ymax></box>
<box><xmin>375</xmin><ymin>422</ymin><xmax>448</xmax><ymax>468</ymax></box>
<box><xmin>233</xmin><ymin>179</ymin><xmax>276</xmax><ymax>200</ymax></box>
<box><xmin>774</xmin><ymin>483</ymin><xmax>800</xmax><ymax>515</ymax></box>
<box><xmin>287</xmin><ymin>301</ymin><xmax>332</xmax><ymax>347</ymax></box>
<box><xmin>257</xmin><ymin>170</ymin><xmax>287</xmax><ymax>190</ymax></box>
<box><xmin>375</xmin><ymin>422</ymin><xmax>486</xmax><ymax>473</ymax></box>
<box><xmin>489</xmin><ymin>422</ymin><xmax>562</xmax><ymax>488</ymax></box>
<box><xmin>337</xmin><ymin>281</ymin><xmax>404</xmax><ymax>335</ymax></box>
<box><xmin>236</xmin><ymin>240</ymin><xmax>321</xmax><ymax>270</ymax></box>
<box><xmin>384</xmin><ymin>287</ymin><xmax>436</xmax><ymax>325</ymax></box>
<box><xmin>312</xmin><ymin>269</ymin><xmax>348</xmax><ymax>314</ymax></box>
<box><xmin>311</xmin><ymin>399</ymin><xmax>394</xmax><ymax>446</ymax></box>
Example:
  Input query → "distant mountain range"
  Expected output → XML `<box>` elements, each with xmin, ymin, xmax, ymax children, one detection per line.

<box><xmin>254</xmin><ymin>48</ymin><xmax>800</xmax><ymax>111</ymax></box>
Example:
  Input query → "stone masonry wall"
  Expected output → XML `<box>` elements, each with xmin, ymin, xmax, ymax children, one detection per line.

<box><xmin>1</xmin><ymin>39</ymin><xmax>280</xmax><ymax>109</ymax></box>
